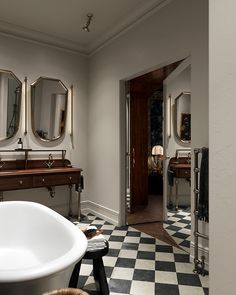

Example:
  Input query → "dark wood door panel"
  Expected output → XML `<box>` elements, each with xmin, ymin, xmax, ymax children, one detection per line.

<box><xmin>130</xmin><ymin>83</ymin><xmax>148</xmax><ymax>207</ymax></box>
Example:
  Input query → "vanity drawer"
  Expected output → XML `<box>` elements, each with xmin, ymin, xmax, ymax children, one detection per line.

<box><xmin>176</xmin><ymin>168</ymin><xmax>191</xmax><ymax>178</ymax></box>
<box><xmin>34</xmin><ymin>173</ymin><xmax>80</xmax><ymax>187</ymax></box>
<box><xmin>0</xmin><ymin>176</ymin><xmax>33</xmax><ymax>190</ymax></box>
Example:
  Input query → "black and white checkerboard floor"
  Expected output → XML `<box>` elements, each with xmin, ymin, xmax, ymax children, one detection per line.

<box><xmin>163</xmin><ymin>209</ymin><xmax>191</xmax><ymax>253</ymax></box>
<box><xmin>74</xmin><ymin>213</ymin><xmax>208</xmax><ymax>295</ymax></box>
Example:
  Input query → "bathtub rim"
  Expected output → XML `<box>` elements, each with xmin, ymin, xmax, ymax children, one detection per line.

<box><xmin>0</xmin><ymin>201</ymin><xmax>87</xmax><ymax>283</ymax></box>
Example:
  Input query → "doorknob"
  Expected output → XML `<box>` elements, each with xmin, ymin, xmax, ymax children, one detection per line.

<box><xmin>132</xmin><ymin>148</ymin><xmax>135</xmax><ymax>168</ymax></box>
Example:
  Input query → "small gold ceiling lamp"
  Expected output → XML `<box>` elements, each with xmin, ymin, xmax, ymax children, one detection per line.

<box><xmin>82</xmin><ymin>13</ymin><xmax>93</xmax><ymax>32</ymax></box>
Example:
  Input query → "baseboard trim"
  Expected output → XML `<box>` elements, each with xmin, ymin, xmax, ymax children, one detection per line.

<box><xmin>190</xmin><ymin>241</ymin><xmax>209</xmax><ymax>271</ymax></box>
<box><xmin>81</xmin><ymin>200</ymin><xmax>119</xmax><ymax>226</ymax></box>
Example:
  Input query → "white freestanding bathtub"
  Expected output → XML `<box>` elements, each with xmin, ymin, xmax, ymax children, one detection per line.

<box><xmin>0</xmin><ymin>201</ymin><xmax>88</xmax><ymax>295</ymax></box>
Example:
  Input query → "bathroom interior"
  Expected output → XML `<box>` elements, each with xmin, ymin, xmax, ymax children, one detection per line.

<box><xmin>0</xmin><ymin>0</ymin><xmax>210</xmax><ymax>294</ymax></box>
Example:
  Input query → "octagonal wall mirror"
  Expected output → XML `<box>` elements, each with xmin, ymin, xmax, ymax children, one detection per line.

<box><xmin>0</xmin><ymin>69</ymin><xmax>22</xmax><ymax>141</ymax></box>
<box><xmin>31</xmin><ymin>77</ymin><xmax>68</xmax><ymax>141</ymax></box>
<box><xmin>174</xmin><ymin>91</ymin><xmax>191</xmax><ymax>144</ymax></box>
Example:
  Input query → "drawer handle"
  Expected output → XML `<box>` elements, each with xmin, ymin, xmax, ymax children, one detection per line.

<box><xmin>19</xmin><ymin>180</ymin><xmax>23</xmax><ymax>185</ymax></box>
<box><xmin>185</xmin><ymin>171</ymin><xmax>189</xmax><ymax>174</ymax></box>
<box><xmin>42</xmin><ymin>178</ymin><xmax>45</xmax><ymax>182</ymax></box>
<box><xmin>69</xmin><ymin>176</ymin><xmax>72</xmax><ymax>181</ymax></box>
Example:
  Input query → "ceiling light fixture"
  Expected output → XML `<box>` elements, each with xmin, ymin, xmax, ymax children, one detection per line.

<box><xmin>82</xmin><ymin>13</ymin><xmax>93</xmax><ymax>32</ymax></box>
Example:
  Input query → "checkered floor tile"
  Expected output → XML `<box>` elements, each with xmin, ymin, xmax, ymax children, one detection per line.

<box><xmin>74</xmin><ymin>213</ymin><xmax>208</xmax><ymax>295</ymax></box>
<box><xmin>163</xmin><ymin>209</ymin><xmax>191</xmax><ymax>252</ymax></box>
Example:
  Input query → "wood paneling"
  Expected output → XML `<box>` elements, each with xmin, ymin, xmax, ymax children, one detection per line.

<box><xmin>130</xmin><ymin>81</ymin><xmax>148</xmax><ymax>207</ymax></box>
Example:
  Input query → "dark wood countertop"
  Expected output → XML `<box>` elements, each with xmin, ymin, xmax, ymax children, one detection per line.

<box><xmin>169</xmin><ymin>163</ymin><xmax>191</xmax><ymax>169</ymax></box>
<box><xmin>0</xmin><ymin>167</ymin><xmax>82</xmax><ymax>177</ymax></box>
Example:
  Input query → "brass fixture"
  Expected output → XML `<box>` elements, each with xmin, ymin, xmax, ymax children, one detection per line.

<box><xmin>47</xmin><ymin>186</ymin><xmax>55</xmax><ymax>198</ymax></box>
<box><xmin>0</xmin><ymin>157</ymin><xmax>5</xmax><ymax>169</ymax></box>
<box><xmin>24</xmin><ymin>77</ymin><xmax>28</xmax><ymax>135</ymax></box>
<box><xmin>44</xmin><ymin>153</ymin><xmax>55</xmax><ymax>169</ymax></box>
<box><xmin>186</xmin><ymin>152</ymin><xmax>191</xmax><ymax>164</ymax></box>
<box><xmin>82</xmin><ymin>13</ymin><xmax>93</xmax><ymax>32</ymax></box>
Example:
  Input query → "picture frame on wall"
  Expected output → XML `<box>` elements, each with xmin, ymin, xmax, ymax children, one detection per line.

<box><xmin>180</xmin><ymin>113</ymin><xmax>191</xmax><ymax>141</ymax></box>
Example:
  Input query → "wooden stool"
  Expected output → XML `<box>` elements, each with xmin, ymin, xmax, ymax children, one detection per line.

<box><xmin>69</xmin><ymin>240</ymin><xmax>109</xmax><ymax>295</ymax></box>
<box><xmin>43</xmin><ymin>288</ymin><xmax>89</xmax><ymax>295</ymax></box>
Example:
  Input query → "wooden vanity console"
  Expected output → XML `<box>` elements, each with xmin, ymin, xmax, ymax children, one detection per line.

<box><xmin>0</xmin><ymin>149</ymin><xmax>82</xmax><ymax>218</ymax></box>
<box><xmin>169</xmin><ymin>157</ymin><xmax>191</xmax><ymax>179</ymax></box>
<box><xmin>0</xmin><ymin>166</ymin><xmax>82</xmax><ymax>191</ymax></box>
<box><xmin>168</xmin><ymin>156</ymin><xmax>191</xmax><ymax>211</ymax></box>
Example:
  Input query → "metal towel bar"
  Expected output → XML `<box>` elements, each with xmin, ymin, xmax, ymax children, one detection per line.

<box><xmin>193</xmin><ymin>148</ymin><xmax>209</xmax><ymax>276</ymax></box>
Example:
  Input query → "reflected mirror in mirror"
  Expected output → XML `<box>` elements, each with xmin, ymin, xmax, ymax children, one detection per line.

<box><xmin>0</xmin><ymin>70</ymin><xmax>22</xmax><ymax>141</ymax></box>
<box><xmin>174</xmin><ymin>92</ymin><xmax>191</xmax><ymax>143</ymax></box>
<box><xmin>31</xmin><ymin>77</ymin><xmax>68</xmax><ymax>141</ymax></box>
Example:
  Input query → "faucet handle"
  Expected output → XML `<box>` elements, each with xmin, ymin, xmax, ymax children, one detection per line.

<box><xmin>186</xmin><ymin>152</ymin><xmax>191</xmax><ymax>164</ymax></box>
<box><xmin>0</xmin><ymin>161</ymin><xmax>5</xmax><ymax>169</ymax></box>
<box><xmin>44</xmin><ymin>153</ymin><xmax>55</xmax><ymax>169</ymax></box>
<box><xmin>0</xmin><ymin>157</ymin><xmax>5</xmax><ymax>169</ymax></box>
<box><xmin>44</xmin><ymin>161</ymin><xmax>49</xmax><ymax>168</ymax></box>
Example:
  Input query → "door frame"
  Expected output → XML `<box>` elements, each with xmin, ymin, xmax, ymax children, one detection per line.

<box><xmin>162</xmin><ymin>57</ymin><xmax>191</xmax><ymax>221</ymax></box>
<box><xmin>119</xmin><ymin>56</ymin><xmax>190</xmax><ymax>227</ymax></box>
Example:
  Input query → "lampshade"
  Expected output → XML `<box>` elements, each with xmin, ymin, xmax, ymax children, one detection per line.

<box><xmin>152</xmin><ymin>145</ymin><xmax>163</xmax><ymax>156</ymax></box>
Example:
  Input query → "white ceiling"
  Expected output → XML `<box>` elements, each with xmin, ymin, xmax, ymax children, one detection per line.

<box><xmin>0</xmin><ymin>0</ymin><xmax>168</xmax><ymax>55</ymax></box>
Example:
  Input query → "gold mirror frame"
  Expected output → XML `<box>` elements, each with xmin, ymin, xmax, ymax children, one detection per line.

<box><xmin>0</xmin><ymin>69</ymin><xmax>22</xmax><ymax>142</ymax></box>
<box><xmin>174</xmin><ymin>91</ymin><xmax>191</xmax><ymax>144</ymax></box>
<box><xmin>31</xmin><ymin>77</ymin><xmax>68</xmax><ymax>142</ymax></box>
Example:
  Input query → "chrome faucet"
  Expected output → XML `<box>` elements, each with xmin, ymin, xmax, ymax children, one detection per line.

<box><xmin>44</xmin><ymin>154</ymin><xmax>55</xmax><ymax>169</ymax></box>
<box><xmin>186</xmin><ymin>152</ymin><xmax>191</xmax><ymax>164</ymax></box>
<box><xmin>0</xmin><ymin>157</ymin><xmax>5</xmax><ymax>169</ymax></box>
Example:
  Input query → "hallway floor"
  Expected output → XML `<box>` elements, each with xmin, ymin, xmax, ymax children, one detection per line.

<box><xmin>127</xmin><ymin>194</ymin><xmax>163</xmax><ymax>225</ymax></box>
<box><xmin>126</xmin><ymin>194</ymin><xmax>189</xmax><ymax>249</ymax></box>
<box><xmin>132</xmin><ymin>221</ymin><xmax>180</xmax><ymax>249</ymax></box>
<box><xmin>75</xmin><ymin>214</ymin><xmax>209</xmax><ymax>295</ymax></box>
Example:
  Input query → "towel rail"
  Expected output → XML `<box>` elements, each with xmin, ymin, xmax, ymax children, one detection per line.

<box><xmin>193</xmin><ymin>148</ymin><xmax>209</xmax><ymax>276</ymax></box>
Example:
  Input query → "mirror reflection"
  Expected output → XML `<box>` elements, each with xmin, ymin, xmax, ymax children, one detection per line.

<box><xmin>31</xmin><ymin>77</ymin><xmax>68</xmax><ymax>141</ymax></box>
<box><xmin>174</xmin><ymin>92</ymin><xmax>191</xmax><ymax>143</ymax></box>
<box><xmin>0</xmin><ymin>70</ymin><xmax>22</xmax><ymax>141</ymax></box>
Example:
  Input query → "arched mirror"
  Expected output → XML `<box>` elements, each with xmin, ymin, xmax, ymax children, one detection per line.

<box><xmin>31</xmin><ymin>77</ymin><xmax>68</xmax><ymax>141</ymax></box>
<box><xmin>174</xmin><ymin>91</ymin><xmax>191</xmax><ymax>143</ymax></box>
<box><xmin>0</xmin><ymin>69</ymin><xmax>22</xmax><ymax>141</ymax></box>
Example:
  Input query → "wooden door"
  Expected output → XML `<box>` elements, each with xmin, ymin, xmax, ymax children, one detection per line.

<box><xmin>128</xmin><ymin>61</ymin><xmax>182</xmax><ymax>214</ymax></box>
<box><xmin>130</xmin><ymin>81</ymin><xmax>148</xmax><ymax>209</ymax></box>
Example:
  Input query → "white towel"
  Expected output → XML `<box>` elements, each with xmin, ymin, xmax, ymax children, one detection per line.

<box><xmin>86</xmin><ymin>226</ymin><xmax>106</xmax><ymax>251</ymax></box>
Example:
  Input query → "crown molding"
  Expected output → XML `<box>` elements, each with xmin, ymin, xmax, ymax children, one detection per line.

<box><xmin>89</xmin><ymin>0</ymin><xmax>172</xmax><ymax>55</ymax></box>
<box><xmin>0</xmin><ymin>20</ymin><xmax>88</xmax><ymax>56</ymax></box>
<box><xmin>0</xmin><ymin>0</ymin><xmax>171</xmax><ymax>56</ymax></box>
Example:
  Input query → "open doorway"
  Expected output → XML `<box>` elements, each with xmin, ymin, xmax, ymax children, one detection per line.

<box><xmin>125</xmin><ymin>58</ymin><xmax>192</xmax><ymax>251</ymax></box>
<box><xmin>125</xmin><ymin>60</ymin><xmax>181</xmax><ymax>226</ymax></box>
